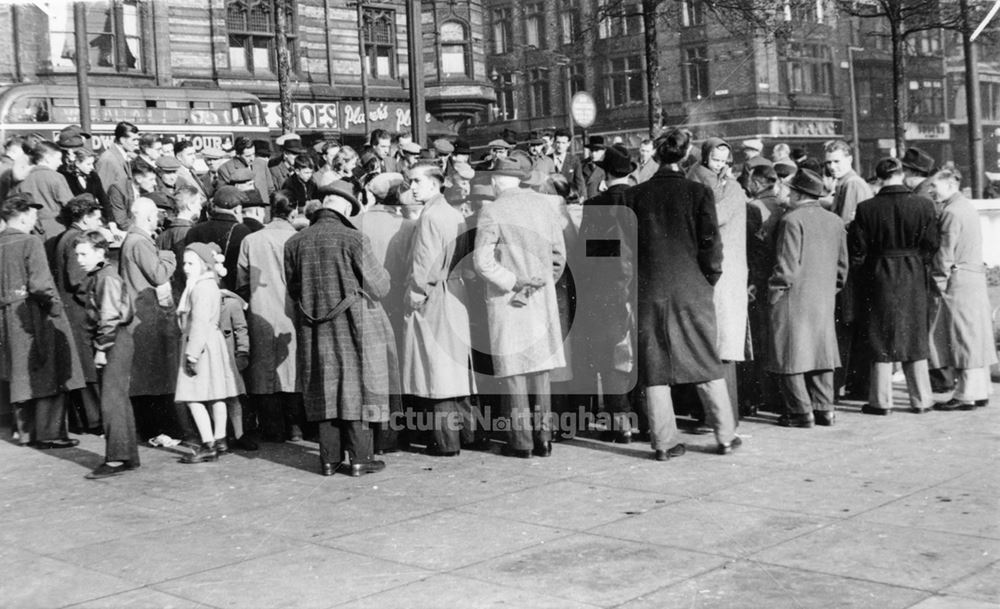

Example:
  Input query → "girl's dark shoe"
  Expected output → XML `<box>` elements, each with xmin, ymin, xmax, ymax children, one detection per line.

<box><xmin>181</xmin><ymin>443</ymin><xmax>218</xmax><ymax>463</ymax></box>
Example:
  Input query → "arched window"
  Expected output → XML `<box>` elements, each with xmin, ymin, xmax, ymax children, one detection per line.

<box><xmin>440</xmin><ymin>20</ymin><xmax>471</xmax><ymax>79</ymax></box>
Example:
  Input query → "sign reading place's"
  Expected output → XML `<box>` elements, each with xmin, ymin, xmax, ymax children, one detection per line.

<box><xmin>262</xmin><ymin>101</ymin><xmax>432</xmax><ymax>133</ymax></box>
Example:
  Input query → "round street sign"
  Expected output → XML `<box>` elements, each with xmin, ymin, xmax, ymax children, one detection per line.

<box><xmin>571</xmin><ymin>92</ymin><xmax>597</xmax><ymax>129</ymax></box>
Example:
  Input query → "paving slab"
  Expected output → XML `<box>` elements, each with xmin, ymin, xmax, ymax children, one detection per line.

<box><xmin>0</xmin><ymin>548</ymin><xmax>138</xmax><ymax>609</ymax></box>
<box><xmin>153</xmin><ymin>543</ymin><xmax>431</xmax><ymax>609</ymax></box>
<box><xmin>335</xmin><ymin>573</ymin><xmax>602</xmax><ymax>609</ymax></box>
<box><xmin>613</xmin><ymin>560</ymin><xmax>929</xmax><ymax>609</ymax></box>
<box><xmin>65</xmin><ymin>587</ymin><xmax>216</xmax><ymax>609</ymax></box>
<box><xmin>455</xmin><ymin>532</ymin><xmax>727</xmax><ymax>607</ymax></box>
<box><xmin>939</xmin><ymin>560</ymin><xmax>1000</xmax><ymax>604</ymax></box>
<box><xmin>589</xmin><ymin>497</ymin><xmax>834</xmax><ymax>558</ymax></box>
<box><xmin>55</xmin><ymin>517</ymin><xmax>301</xmax><ymax>586</ymax></box>
<box><xmin>322</xmin><ymin>509</ymin><xmax>568</xmax><ymax>571</ymax></box>
<box><xmin>752</xmin><ymin>519</ymin><xmax>1000</xmax><ymax>591</ymax></box>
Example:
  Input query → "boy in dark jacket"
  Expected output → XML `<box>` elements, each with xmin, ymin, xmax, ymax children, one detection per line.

<box><xmin>76</xmin><ymin>230</ymin><xmax>139</xmax><ymax>479</ymax></box>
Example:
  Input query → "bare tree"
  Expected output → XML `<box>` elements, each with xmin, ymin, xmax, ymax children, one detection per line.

<box><xmin>274</xmin><ymin>0</ymin><xmax>294</xmax><ymax>135</ymax></box>
<box><xmin>834</xmin><ymin>0</ymin><xmax>964</xmax><ymax>156</ymax></box>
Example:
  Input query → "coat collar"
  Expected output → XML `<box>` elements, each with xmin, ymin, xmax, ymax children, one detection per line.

<box><xmin>209</xmin><ymin>210</ymin><xmax>239</xmax><ymax>224</ymax></box>
<box><xmin>311</xmin><ymin>207</ymin><xmax>356</xmax><ymax>229</ymax></box>
<box><xmin>878</xmin><ymin>184</ymin><xmax>910</xmax><ymax>196</ymax></box>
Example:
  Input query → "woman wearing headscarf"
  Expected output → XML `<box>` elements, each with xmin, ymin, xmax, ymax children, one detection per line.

<box><xmin>688</xmin><ymin>137</ymin><xmax>749</xmax><ymax>424</ymax></box>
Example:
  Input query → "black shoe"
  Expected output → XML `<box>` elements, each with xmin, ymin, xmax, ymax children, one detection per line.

<box><xmin>600</xmin><ymin>430</ymin><xmax>632</xmax><ymax>444</ymax></box>
<box><xmin>34</xmin><ymin>438</ymin><xmax>80</xmax><ymax>450</ymax></box>
<box><xmin>425</xmin><ymin>446</ymin><xmax>460</xmax><ymax>457</ymax></box>
<box><xmin>213</xmin><ymin>439</ymin><xmax>229</xmax><ymax>454</ymax></box>
<box><xmin>974</xmin><ymin>399</ymin><xmax>989</xmax><ymax>408</ymax></box>
<box><xmin>933</xmin><ymin>399</ymin><xmax>963</xmax><ymax>412</ymax></box>
<box><xmin>814</xmin><ymin>410</ymin><xmax>836</xmax><ymax>426</ymax></box>
<box><xmin>910</xmin><ymin>406</ymin><xmax>932</xmax><ymax>414</ymax></box>
<box><xmin>778</xmin><ymin>413</ymin><xmax>814</xmax><ymax>428</ymax></box>
<box><xmin>654</xmin><ymin>443</ymin><xmax>686</xmax><ymax>461</ymax></box>
<box><xmin>85</xmin><ymin>462</ymin><xmax>135</xmax><ymax>479</ymax></box>
<box><xmin>861</xmin><ymin>404</ymin><xmax>892</xmax><ymax>416</ymax></box>
<box><xmin>502</xmin><ymin>445</ymin><xmax>532</xmax><ymax>459</ymax></box>
<box><xmin>462</xmin><ymin>438</ymin><xmax>493</xmax><ymax>451</ymax></box>
<box><xmin>532</xmin><ymin>442</ymin><xmax>552</xmax><ymax>457</ymax></box>
<box><xmin>718</xmin><ymin>435</ymin><xmax>743</xmax><ymax>455</ymax></box>
<box><xmin>957</xmin><ymin>401</ymin><xmax>977</xmax><ymax>411</ymax></box>
<box><xmin>233</xmin><ymin>436</ymin><xmax>259</xmax><ymax>451</ymax></box>
<box><xmin>180</xmin><ymin>443</ymin><xmax>218</xmax><ymax>463</ymax></box>
<box><xmin>320</xmin><ymin>462</ymin><xmax>337</xmax><ymax>476</ymax></box>
<box><xmin>348</xmin><ymin>460</ymin><xmax>385</xmax><ymax>477</ymax></box>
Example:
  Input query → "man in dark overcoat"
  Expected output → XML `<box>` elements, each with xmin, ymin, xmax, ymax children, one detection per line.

<box><xmin>0</xmin><ymin>193</ymin><xmax>84</xmax><ymax>448</ymax></box>
<box><xmin>185</xmin><ymin>186</ymin><xmax>251</xmax><ymax>292</ymax></box>
<box><xmin>849</xmin><ymin>158</ymin><xmax>939</xmax><ymax>415</ymax></box>
<box><xmin>623</xmin><ymin>130</ymin><xmax>739</xmax><ymax>459</ymax></box>
<box><xmin>767</xmin><ymin>169</ymin><xmax>848</xmax><ymax>427</ymax></box>
<box><xmin>285</xmin><ymin>181</ymin><xmax>394</xmax><ymax>477</ymax></box>
<box><xmin>577</xmin><ymin>144</ymin><xmax>636</xmax><ymax>443</ymax></box>
<box><xmin>119</xmin><ymin>197</ymin><xmax>181</xmax><ymax>440</ymax></box>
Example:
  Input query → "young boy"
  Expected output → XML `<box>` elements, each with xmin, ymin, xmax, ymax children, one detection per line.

<box><xmin>76</xmin><ymin>230</ymin><xmax>140</xmax><ymax>479</ymax></box>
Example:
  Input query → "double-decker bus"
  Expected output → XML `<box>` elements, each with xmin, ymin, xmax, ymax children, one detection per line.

<box><xmin>0</xmin><ymin>84</ymin><xmax>268</xmax><ymax>151</ymax></box>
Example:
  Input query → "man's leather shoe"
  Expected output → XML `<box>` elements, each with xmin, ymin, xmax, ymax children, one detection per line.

<box><xmin>348</xmin><ymin>460</ymin><xmax>385</xmax><ymax>477</ymax></box>
<box><xmin>974</xmin><ymin>399</ymin><xmax>989</xmax><ymax>408</ymax></box>
<box><xmin>861</xmin><ymin>404</ymin><xmax>892</xmax><ymax>416</ymax></box>
<box><xmin>34</xmin><ymin>438</ymin><xmax>79</xmax><ymax>450</ymax></box>
<box><xmin>214</xmin><ymin>439</ymin><xmax>229</xmax><ymax>454</ymax></box>
<box><xmin>910</xmin><ymin>406</ymin><xmax>932</xmax><ymax>414</ymax></box>
<box><xmin>502</xmin><ymin>445</ymin><xmax>532</xmax><ymax>459</ymax></box>
<box><xmin>654</xmin><ymin>443</ymin><xmax>686</xmax><ymax>461</ymax></box>
<box><xmin>778</xmin><ymin>413</ymin><xmax>814</xmax><ymax>428</ymax></box>
<box><xmin>320</xmin><ymin>462</ymin><xmax>337</xmax><ymax>476</ymax></box>
<box><xmin>600</xmin><ymin>430</ymin><xmax>632</xmax><ymax>444</ymax></box>
<box><xmin>957</xmin><ymin>401</ymin><xmax>977</xmax><ymax>411</ymax></box>
<box><xmin>233</xmin><ymin>435</ymin><xmax>259</xmax><ymax>451</ymax></box>
<box><xmin>532</xmin><ymin>442</ymin><xmax>552</xmax><ymax>457</ymax></box>
<box><xmin>86</xmin><ymin>462</ymin><xmax>135</xmax><ymax>479</ymax></box>
<box><xmin>814</xmin><ymin>410</ymin><xmax>836</xmax><ymax>426</ymax></box>
<box><xmin>180</xmin><ymin>443</ymin><xmax>218</xmax><ymax>463</ymax></box>
<box><xmin>933</xmin><ymin>399</ymin><xmax>962</xmax><ymax>411</ymax></box>
<box><xmin>426</xmin><ymin>446</ymin><xmax>460</xmax><ymax>457</ymax></box>
<box><xmin>718</xmin><ymin>435</ymin><xmax>743</xmax><ymax>455</ymax></box>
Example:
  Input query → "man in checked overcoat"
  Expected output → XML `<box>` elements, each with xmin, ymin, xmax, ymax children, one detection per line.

<box><xmin>285</xmin><ymin>181</ymin><xmax>395</xmax><ymax>477</ymax></box>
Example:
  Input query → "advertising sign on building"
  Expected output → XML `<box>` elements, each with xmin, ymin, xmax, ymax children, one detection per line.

<box><xmin>262</xmin><ymin>101</ymin><xmax>433</xmax><ymax>134</ymax></box>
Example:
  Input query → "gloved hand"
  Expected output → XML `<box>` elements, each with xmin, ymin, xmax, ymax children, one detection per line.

<box><xmin>184</xmin><ymin>357</ymin><xmax>198</xmax><ymax>377</ymax></box>
<box><xmin>235</xmin><ymin>353</ymin><xmax>249</xmax><ymax>372</ymax></box>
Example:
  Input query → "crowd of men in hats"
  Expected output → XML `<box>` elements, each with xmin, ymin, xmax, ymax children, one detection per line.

<box><xmin>0</xmin><ymin>118</ymin><xmax>996</xmax><ymax>480</ymax></box>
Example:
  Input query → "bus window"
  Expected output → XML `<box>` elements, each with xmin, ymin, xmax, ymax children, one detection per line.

<box><xmin>231</xmin><ymin>102</ymin><xmax>260</xmax><ymax>126</ymax></box>
<box><xmin>4</xmin><ymin>97</ymin><xmax>49</xmax><ymax>123</ymax></box>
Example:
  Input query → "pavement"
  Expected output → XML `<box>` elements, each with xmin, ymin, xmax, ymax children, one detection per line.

<box><xmin>2</xmin><ymin>385</ymin><xmax>999</xmax><ymax>609</ymax></box>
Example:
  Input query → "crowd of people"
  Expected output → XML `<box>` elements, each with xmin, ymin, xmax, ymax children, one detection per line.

<box><xmin>0</xmin><ymin>120</ymin><xmax>996</xmax><ymax>480</ymax></box>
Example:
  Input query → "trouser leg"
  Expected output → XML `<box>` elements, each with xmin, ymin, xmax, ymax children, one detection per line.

<box><xmin>102</xmin><ymin>328</ymin><xmax>139</xmax><ymax>464</ymax></box>
<box><xmin>343</xmin><ymin>419</ymin><xmax>373</xmax><ymax>464</ymax></box>
<box><xmin>695</xmin><ymin>377</ymin><xmax>735</xmax><ymax>446</ymax></box>
<box><xmin>13</xmin><ymin>400</ymin><xmax>34</xmax><ymax>444</ymax></box>
<box><xmin>255</xmin><ymin>394</ymin><xmax>283</xmax><ymax>440</ymax></box>
<box><xmin>375</xmin><ymin>392</ymin><xmax>402</xmax><ymax>452</ymax></box>
<box><xmin>503</xmin><ymin>375</ymin><xmax>532</xmax><ymax>451</ymax></box>
<box><xmin>929</xmin><ymin>367</ymin><xmax>955</xmax><ymax>393</ymax></box>
<box><xmin>805</xmin><ymin>370</ymin><xmax>834</xmax><ymax>411</ymax></box>
<box><xmin>432</xmin><ymin>398</ymin><xmax>461</xmax><ymax>453</ymax></box>
<box><xmin>33</xmin><ymin>394</ymin><xmax>67</xmax><ymax>442</ymax></box>
<box><xmin>285</xmin><ymin>393</ymin><xmax>305</xmax><ymax>439</ymax></box>
<box><xmin>604</xmin><ymin>370</ymin><xmax>633</xmax><ymax>432</ymax></box>
<box><xmin>903</xmin><ymin>360</ymin><xmax>932</xmax><ymax>409</ymax></box>
<box><xmin>69</xmin><ymin>384</ymin><xmax>101</xmax><ymax>432</ymax></box>
<box><xmin>527</xmin><ymin>371</ymin><xmax>552</xmax><ymax>448</ymax></box>
<box><xmin>834</xmin><ymin>321</ymin><xmax>853</xmax><ymax>396</ymax></box>
<box><xmin>869</xmin><ymin>362</ymin><xmax>894</xmax><ymax>409</ymax></box>
<box><xmin>644</xmin><ymin>385</ymin><xmax>680</xmax><ymax>451</ymax></box>
<box><xmin>317</xmin><ymin>419</ymin><xmax>343</xmax><ymax>465</ymax></box>
<box><xmin>456</xmin><ymin>396</ymin><xmax>478</xmax><ymax>445</ymax></box>
<box><xmin>720</xmin><ymin>361</ymin><xmax>739</xmax><ymax>427</ymax></box>
<box><xmin>954</xmin><ymin>367</ymin><xmax>990</xmax><ymax>403</ymax></box>
<box><xmin>778</xmin><ymin>373</ymin><xmax>812</xmax><ymax>416</ymax></box>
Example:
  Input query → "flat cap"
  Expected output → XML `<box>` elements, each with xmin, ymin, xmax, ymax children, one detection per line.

<box><xmin>367</xmin><ymin>172</ymin><xmax>405</xmax><ymax>202</ymax></box>
<box><xmin>155</xmin><ymin>156</ymin><xmax>181</xmax><ymax>171</ymax></box>
<box><xmin>316</xmin><ymin>179</ymin><xmax>361</xmax><ymax>215</ymax></box>
<box><xmin>201</xmin><ymin>147</ymin><xmax>226</xmax><ymax>160</ymax></box>
<box><xmin>432</xmin><ymin>139</ymin><xmax>454</xmax><ymax>155</ymax></box>
<box><xmin>213</xmin><ymin>185</ymin><xmax>248</xmax><ymax>210</ymax></box>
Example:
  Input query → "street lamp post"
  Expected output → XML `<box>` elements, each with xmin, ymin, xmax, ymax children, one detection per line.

<box><xmin>406</xmin><ymin>0</ymin><xmax>426</xmax><ymax>147</ymax></box>
<box><xmin>847</xmin><ymin>46</ymin><xmax>863</xmax><ymax>172</ymax></box>
<box><xmin>73</xmin><ymin>1</ymin><xmax>91</xmax><ymax>133</ymax></box>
